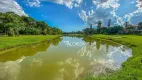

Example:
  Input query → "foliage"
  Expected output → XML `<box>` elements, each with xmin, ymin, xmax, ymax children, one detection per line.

<box><xmin>83</xmin><ymin>28</ymin><xmax>92</xmax><ymax>35</ymax></box>
<box><xmin>107</xmin><ymin>26</ymin><xmax>124</xmax><ymax>34</ymax></box>
<box><xmin>100</xmin><ymin>27</ymin><xmax>108</xmax><ymax>34</ymax></box>
<box><xmin>0</xmin><ymin>12</ymin><xmax>63</xmax><ymax>36</ymax></box>
<box><xmin>52</xmin><ymin>27</ymin><xmax>63</xmax><ymax>35</ymax></box>
<box><xmin>7</xmin><ymin>27</ymin><xmax>14</xmax><ymax>36</ymax></box>
<box><xmin>82</xmin><ymin>26</ymin><xmax>124</xmax><ymax>35</ymax></box>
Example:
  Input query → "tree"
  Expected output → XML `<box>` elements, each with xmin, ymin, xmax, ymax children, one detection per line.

<box><xmin>43</xmin><ymin>28</ymin><xmax>47</xmax><ymax>35</ymax></box>
<box><xmin>138</xmin><ymin>22</ymin><xmax>142</xmax><ymax>30</ymax></box>
<box><xmin>0</xmin><ymin>12</ymin><xmax>62</xmax><ymax>36</ymax></box>
<box><xmin>7</xmin><ymin>27</ymin><xmax>14</xmax><ymax>36</ymax></box>
<box><xmin>4</xmin><ymin>23</ymin><xmax>15</xmax><ymax>35</ymax></box>
<box><xmin>97</xmin><ymin>21</ymin><xmax>102</xmax><ymax>33</ymax></box>
<box><xmin>83</xmin><ymin>28</ymin><xmax>91</xmax><ymax>35</ymax></box>
<box><xmin>51</xmin><ymin>27</ymin><xmax>62</xmax><ymax>35</ymax></box>
<box><xmin>108</xmin><ymin>26</ymin><xmax>124</xmax><ymax>34</ymax></box>
<box><xmin>14</xmin><ymin>27</ymin><xmax>20</xmax><ymax>36</ymax></box>
<box><xmin>101</xmin><ymin>27</ymin><xmax>108</xmax><ymax>34</ymax></box>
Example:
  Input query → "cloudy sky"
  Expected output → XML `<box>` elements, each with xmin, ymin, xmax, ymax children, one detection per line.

<box><xmin>0</xmin><ymin>0</ymin><xmax>142</xmax><ymax>31</ymax></box>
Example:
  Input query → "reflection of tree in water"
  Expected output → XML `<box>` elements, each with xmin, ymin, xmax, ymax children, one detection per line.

<box><xmin>83</xmin><ymin>36</ymin><xmax>94</xmax><ymax>46</ymax></box>
<box><xmin>83</xmin><ymin>36</ymin><xmax>121</xmax><ymax>51</ymax></box>
<box><xmin>0</xmin><ymin>37</ymin><xmax>62</xmax><ymax>62</ymax></box>
<box><xmin>51</xmin><ymin>37</ymin><xmax>62</xmax><ymax>46</ymax></box>
<box><xmin>106</xmin><ymin>44</ymin><xmax>109</xmax><ymax>53</ymax></box>
<box><xmin>95</xmin><ymin>39</ymin><xmax>101</xmax><ymax>50</ymax></box>
<box><xmin>63</xmin><ymin>35</ymin><xmax>83</xmax><ymax>39</ymax></box>
<box><xmin>83</xmin><ymin>36</ymin><xmax>101</xmax><ymax>50</ymax></box>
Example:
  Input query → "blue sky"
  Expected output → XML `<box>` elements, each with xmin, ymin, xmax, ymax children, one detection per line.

<box><xmin>0</xmin><ymin>0</ymin><xmax>142</xmax><ymax>32</ymax></box>
<box><xmin>16</xmin><ymin>1</ymin><xmax>85</xmax><ymax>31</ymax></box>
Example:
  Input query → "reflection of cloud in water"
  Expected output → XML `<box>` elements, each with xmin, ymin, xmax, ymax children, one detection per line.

<box><xmin>90</xmin><ymin>59</ymin><xmax>118</xmax><ymax>76</ymax></box>
<box><xmin>0</xmin><ymin>57</ymin><xmax>25</xmax><ymax>80</ymax></box>
<box><xmin>56</xmin><ymin>58</ymin><xmax>84</xmax><ymax>80</ymax></box>
<box><xmin>77</xmin><ymin>42</ymin><xmax>132</xmax><ymax>76</ymax></box>
<box><xmin>30</xmin><ymin>58</ymin><xmax>43</xmax><ymax>67</ymax></box>
<box><xmin>107</xmin><ymin>46</ymin><xmax>132</xmax><ymax>59</ymax></box>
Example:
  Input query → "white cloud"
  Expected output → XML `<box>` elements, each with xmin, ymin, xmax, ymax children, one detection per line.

<box><xmin>111</xmin><ymin>11</ymin><xmax>124</xmax><ymax>25</ymax></box>
<box><xmin>136</xmin><ymin>0</ymin><xmax>142</xmax><ymax>9</ymax></box>
<box><xmin>78</xmin><ymin>10</ymin><xmax>88</xmax><ymax>22</ymax></box>
<box><xmin>78</xmin><ymin>0</ymin><xmax>123</xmax><ymax>26</ymax></box>
<box><xmin>27</xmin><ymin>0</ymin><xmax>41</xmax><ymax>7</ymax></box>
<box><xmin>124</xmin><ymin>0</ymin><xmax>142</xmax><ymax>22</ymax></box>
<box><xmin>26</xmin><ymin>0</ymin><xmax>123</xmax><ymax>26</ymax></box>
<box><xmin>45</xmin><ymin>0</ymin><xmax>83</xmax><ymax>8</ymax></box>
<box><xmin>26</xmin><ymin>0</ymin><xmax>82</xmax><ymax>8</ymax></box>
<box><xmin>0</xmin><ymin>0</ymin><xmax>27</xmax><ymax>16</ymax></box>
<box><xmin>92</xmin><ymin>0</ymin><xmax>120</xmax><ymax>9</ymax></box>
<box><xmin>20</xmin><ymin>0</ymin><xmax>141</xmax><ymax>26</ymax></box>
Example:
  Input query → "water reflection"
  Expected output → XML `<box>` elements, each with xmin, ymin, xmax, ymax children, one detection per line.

<box><xmin>0</xmin><ymin>37</ymin><xmax>132</xmax><ymax>80</ymax></box>
<box><xmin>0</xmin><ymin>37</ymin><xmax>62</xmax><ymax>62</ymax></box>
<box><xmin>0</xmin><ymin>57</ymin><xmax>25</xmax><ymax>80</ymax></box>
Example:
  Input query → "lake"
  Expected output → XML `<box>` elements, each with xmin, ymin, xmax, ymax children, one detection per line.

<box><xmin>0</xmin><ymin>36</ymin><xmax>132</xmax><ymax>80</ymax></box>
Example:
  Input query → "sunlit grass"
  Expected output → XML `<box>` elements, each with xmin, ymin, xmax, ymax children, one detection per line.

<box><xmin>0</xmin><ymin>35</ymin><xmax>58</xmax><ymax>50</ymax></box>
<box><xmin>86</xmin><ymin>34</ymin><xmax>142</xmax><ymax>80</ymax></box>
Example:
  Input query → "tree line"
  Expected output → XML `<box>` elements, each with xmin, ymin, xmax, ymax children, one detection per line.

<box><xmin>0</xmin><ymin>12</ymin><xmax>63</xmax><ymax>36</ymax></box>
<box><xmin>64</xmin><ymin>20</ymin><xmax>142</xmax><ymax>35</ymax></box>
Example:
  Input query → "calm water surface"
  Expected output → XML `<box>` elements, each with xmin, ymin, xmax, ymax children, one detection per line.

<box><xmin>0</xmin><ymin>37</ymin><xmax>132</xmax><ymax>80</ymax></box>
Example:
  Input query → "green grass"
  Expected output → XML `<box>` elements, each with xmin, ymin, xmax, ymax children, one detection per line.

<box><xmin>85</xmin><ymin>34</ymin><xmax>142</xmax><ymax>80</ymax></box>
<box><xmin>0</xmin><ymin>35</ymin><xmax>59</xmax><ymax>51</ymax></box>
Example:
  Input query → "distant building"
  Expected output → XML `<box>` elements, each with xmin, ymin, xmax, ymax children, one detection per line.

<box><xmin>90</xmin><ymin>24</ymin><xmax>92</xmax><ymax>31</ymax></box>
<box><xmin>124</xmin><ymin>22</ymin><xmax>129</xmax><ymax>28</ymax></box>
<box><xmin>90</xmin><ymin>24</ymin><xmax>93</xmax><ymax>34</ymax></box>
<box><xmin>107</xmin><ymin>19</ymin><xmax>111</xmax><ymax>28</ymax></box>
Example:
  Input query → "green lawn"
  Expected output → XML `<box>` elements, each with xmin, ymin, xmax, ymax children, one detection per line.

<box><xmin>86</xmin><ymin>34</ymin><xmax>142</xmax><ymax>80</ymax></box>
<box><xmin>0</xmin><ymin>35</ymin><xmax>59</xmax><ymax>51</ymax></box>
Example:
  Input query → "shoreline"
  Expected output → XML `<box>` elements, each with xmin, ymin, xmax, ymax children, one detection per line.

<box><xmin>87</xmin><ymin>34</ymin><xmax>142</xmax><ymax>80</ymax></box>
<box><xmin>0</xmin><ymin>35</ymin><xmax>60</xmax><ymax>54</ymax></box>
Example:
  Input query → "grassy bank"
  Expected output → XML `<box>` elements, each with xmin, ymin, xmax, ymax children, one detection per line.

<box><xmin>86</xmin><ymin>34</ymin><xmax>142</xmax><ymax>80</ymax></box>
<box><xmin>0</xmin><ymin>35</ymin><xmax>59</xmax><ymax>51</ymax></box>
